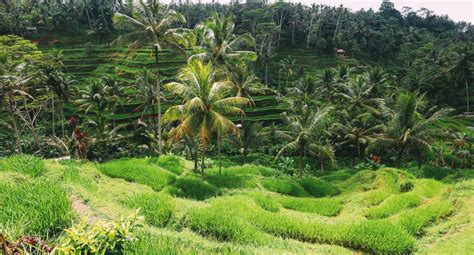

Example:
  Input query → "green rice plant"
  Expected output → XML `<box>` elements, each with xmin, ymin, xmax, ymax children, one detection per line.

<box><xmin>298</xmin><ymin>177</ymin><xmax>340</xmax><ymax>197</ymax></box>
<box><xmin>124</xmin><ymin>193</ymin><xmax>175</xmax><ymax>227</ymax></box>
<box><xmin>187</xmin><ymin>197</ymin><xmax>269</xmax><ymax>244</ymax></box>
<box><xmin>170</xmin><ymin>177</ymin><xmax>218</xmax><ymax>200</ymax></box>
<box><xmin>395</xmin><ymin>201</ymin><xmax>454</xmax><ymax>236</ymax></box>
<box><xmin>206</xmin><ymin>173</ymin><xmax>257</xmax><ymax>189</ymax></box>
<box><xmin>0</xmin><ymin>180</ymin><xmax>74</xmax><ymax>238</ymax></box>
<box><xmin>148</xmin><ymin>155</ymin><xmax>184</xmax><ymax>175</ymax></box>
<box><xmin>338</xmin><ymin>170</ymin><xmax>377</xmax><ymax>193</ymax></box>
<box><xmin>420</xmin><ymin>165</ymin><xmax>455</xmax><ymax>180</ymax></box>
<box><xmin>246</xmin><ymin>192</ymin><xmax>280</xmax><ymax>212</ymax></box>
<box><xmin>365</xmin><ymin>190</ymin><xmax>390</xmax><ymax>206</ymax></box>
<box><xmin>412</xmin><ymin>179</ymin><xmax>445</xmax><ymax>198</ymax></box>
<box><xmin>277</xmin><ymin>196</ymin><xmax>342</xmax><ymax>216</ymax></box>
<box><xmin>320</xmin><ymin>171</ymin><xmax>353</xmax><ymax>182</ymax></box>
<box><xmin>206</xmin><ymin>164</ymin><xmax>275</xmax><ymax>177</ymax></box>
<box><xmin>371</xmin><ymin>168</ymin><xmax>406</xmax><ymax>193</ymax></box>
<box><xmin>262</xmin><ymin>178</ymin><xmax>310</xmax><ymax>197</ymax></box>
<box><xmin>249</xmin><ymin>208</ymin><xmax>415</xmax><ymax>254</ymax></box>
<box><xmin>366</xmin><ymin>193</ymin><xmax>421</xmax><ymax>219</ymax></box>
<box><xmin>98</xmin><ymin>158</ymin><xmax>176</xmax><ymax>192</ymax></box>
<box><xmin>1</xmin><ymin>155</ymin><xmax>44</xmax><ymax>177</ymax></box>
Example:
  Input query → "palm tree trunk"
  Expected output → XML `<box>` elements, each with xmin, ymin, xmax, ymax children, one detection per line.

<box><xmin>466</xmin><ymin>79</ymin><xmax>470</xmax><ymax>112</ymax></box>
<box><xmin>218</xmin><ymin>135</ymin><xmax>222</xmax><ymax>175</ymax></box>
<box><xmin>201</xmin><ymin>144</ymin><xmax>207</xmax><ymax>179</ymax></box>
<box><xmin>194</xmin><ymin>142</ymin><xmax>198</xmax><ymax>173</ymax></box>
<box><xmin>320</xmin><ymin>155</ymin><xmax>324</xmax><ymax>173</ymax></box>
<box><xmin>8</xmin><ymin>90</ymin><xmax>22</xmax><ymax>154</ymax></box>
<box><xmin>298</xmin><ymin>148</ymin><xmax>303</xmax><ymax>178</ymax></box>
<box><xmin>307</xmin><ymin>13</ymin><xmax>314</xmax><ymax>48</ymax></box>
<box><xmin>154</xmin><ymin>45</ymin><xmax>163</xmax><ymax>155</ymax></box>
<box><xmin>52</xmin><ymin>94</ymin><xmax>56</xmax><ymax>137</ymax></box>
<box><xmin>60</xmin><ymin>102</ymin><xmax>65</xmax><ymax>139</ymax></box>
<box><xmin>357</xmin><ymin>140</ymin><xmax>361</xmax><ymax>158</ymax></box>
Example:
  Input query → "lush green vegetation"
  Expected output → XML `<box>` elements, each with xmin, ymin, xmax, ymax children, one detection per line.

<box><xmin>0</xmin><ymin>0</ymin><xmax>473</xmax><ymax>254</ymax></box>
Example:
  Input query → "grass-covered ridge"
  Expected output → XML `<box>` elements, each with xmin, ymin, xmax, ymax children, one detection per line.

<box><xmin>0</xmin><ymin>155</ymin><xmax>472</xmax><ymax>254</ymax></box>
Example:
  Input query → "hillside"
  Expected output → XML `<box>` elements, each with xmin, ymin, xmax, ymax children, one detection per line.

<box><xmin>1</xmin><ymin>155</ymin><xmax>473</xmax><ymax>254</ymax></box>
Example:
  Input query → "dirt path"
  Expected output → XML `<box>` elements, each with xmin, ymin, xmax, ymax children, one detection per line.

<box><xmin>71</xmin><ymin>195</ymin><xmax>97</xmax><ymax>223</ymax></box>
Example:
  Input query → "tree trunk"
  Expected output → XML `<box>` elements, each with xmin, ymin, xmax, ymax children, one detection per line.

<box><xmin>52</xmin><ymin>94</ymin><xmax>56</xmax><ymax>137</ymax></box>
<box><xmin>194</xmin><ymin>142</ymin><xmax>198</xmax><ymax>173</ymax></box>
<box><xmin>298</xmin><ymin>149</ymin><xmax>303</xmax><ymax>178</ymax></box>
<box><xmin>357</xmin><ymin>140</ymin><xmax>361</xmax><ymax>158</ymax></box>
<box><xmin>320</xmin><ymin>156</ymin><xmax>324</xmax><ymax>173</ymax></box>
<box><xmin>291</xmin><ymin>23</ymin><xmax>295</xmax><ymax>45</ymax></box>
<box><xmin>60</xmin><ymin>103</ymin><xmax>65</xmax><ymax>139</ymax></box>
<box><xmin>200</xmin><ymin>144</ymin><xmax>207</xmax><ymax>179</ymax></box>
<box><xmin>218</xmin><ymin>135</ymin><xmax>222</xmax><ymax>175</ymax></box>
<box><xmin>466</xmin><ymin>79</ymin><xmax>470</xmax><ymax>113</ymax></box>
<box><xmin>154</xmin><ymin>45</ymin><xmax>163</xmax><ymax>155</ymax></box>
<box><xmin>307</xmin><ymin>13</ymin><xmax>314</xmax><ymax>48</ymax></box>
<box><xmin>8</xmin><ymin>90</ymin><xmax>22</xmax><ymax>154</ymax></box>
<box><xmin>265</xmin><ymin>63</ymin><xmax>268</xmax><ymax>85</ymax></box>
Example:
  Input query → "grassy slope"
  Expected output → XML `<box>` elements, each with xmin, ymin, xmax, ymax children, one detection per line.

<box><xmin>31</xmin><ymin>158</ymin><xmax>474</xmax><ymax>254</ymax></box>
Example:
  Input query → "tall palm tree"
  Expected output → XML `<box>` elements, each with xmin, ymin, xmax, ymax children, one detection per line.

<box><xmin>162</xmin><ymin>60</ymin><xmax>248</xmax><ymax>178</ymax></box>
<box><xmin>279</xmin><ymin>57</ymin><xmax>295</xmax><ymax>91</ymax></box>
<box><xmin>190</xmin><ymin>12</ymin><xmax>256</xmax><ymax>69</ymax></box>
<box><xmin>112</xmin><ymin>0</ymin><xmax>187</xmax><ymax>154</ymax></box>
<box><xmin>338</xmin><ymin>76</ymin><xmax>384</xmax><ymax>116</ymax></box>
<box><xmin>133</xmin><ymin>69</ymin><xmax>160</xmax><ymax>135</ymax></box>
<box><xmin>370</xmin><ymin>91</ymin><xmax>452</xmax><ymax>168</ymax></box>
<box><xmin>288</xmin><ymin>75</ymin><xmax>318</xmax><ymax>109</ymax></box>
<box><xmin>334</xmin><ymin>121</ymin><xmax>384</xmax><ymax>164</ymax></box>
<box><xmin>447</xmin><ymin>44</ymin><xmax>473</xmax><ymax>113</ymax></box>
<box><xmin>276</xmin><ymin>105</ymin><xmax>333</xmax><ymax>177</ymax></box>
<box><xmin>319</xmin><ymin>68</ymin><xmax>336</xmax><ymax>101</ymax></box>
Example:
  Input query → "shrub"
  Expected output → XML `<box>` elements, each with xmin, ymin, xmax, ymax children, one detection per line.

<box><xmin>124</xmin><ymin>193</ymin><xmax>174</xmax><ymax>227</ymax></box>
<box><xmin>187</xmin><ymin>197</ymin><xmax>268</xmax><ymax>244</ymax></box>
<box><xmin>98</xmin><ymin>158</ymin><xmax>176</xmax><ymax>192</ymax></box>
<box><xmin>170</xmin><ymin>177</ymin><xmax>218</xmax><ymax>200</ymax></box>
<box><xmin>149</xmin><ymin>155</ymin><xmax>184</xmax><ymax>175</ymax></box>
<box><xmin>396</xmin><ymin>201</ymin><xmax>454</xmax><ymax>236</ymax></box>
<box><xmin>0</xmin><ymin>180</ymin><xmax>73</xmax><ymax>238</ymax></box>
<box><xmin>298</xmin><ymin>177</ymin><xmax>340</xmax><ymax>197</ymax></box>
<box><xmin>1</xmin><ymin>155</ymin><xmax>44</xmax><ymax>177</ymax></box>
<box><xmin>56</xmin><ymin>212</ymin><xmax>140</xmax><ymax>254</ymax></box>
<box><xmin>421</xmin><ymin>166</ymin><xmax>455</xmax><ymax>180</ymax></box>
<box><xmin>262</xmin><ymin>178</ymin><xmax>310</xmax><ymax>197</ymax></box>
<box><xmin>277</xmin><ymin>196</ymin><xmax>342</xmax><ymax>216</ymax></box>
<box><xmin>366</xmin><ymin>193</ymin><xmax>421</xmax><ymax>219</ymax></box>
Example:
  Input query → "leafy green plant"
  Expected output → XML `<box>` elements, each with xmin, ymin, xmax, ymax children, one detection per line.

<box><xmin>56</xmin><ymin>211</ymin><xmax>141</xmax><ymax>254</ymax></box>
<box><xmin>298</xmin><ymin>177</ymin><xmax>340</xmax><ymax>197</ymax></box>
<box><xmin>366</xmin><ymin>193</ymin><xmax>421</xmax><ymax>219</ymax></box>
<box><xmin>277</xmin><ymin>196</ymin><xmax>342</xmax><ymax>216</ymax></box>
<box><xmin>148</xmin><ymin>155</ymin><xmax>184</xmax><ymax>175</ymax></box>
<box><xmin>170</xmin><ymin>176</ymin><xmax>218</xmax><ymax>200</ymax></box>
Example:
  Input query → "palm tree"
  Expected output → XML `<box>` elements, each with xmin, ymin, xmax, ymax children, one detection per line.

<box><xmin>319</xmin><ymin>68</ymin><xmax>336</xmax><ymax>101</ymax></box>
<box><xmin>279</xmin><ymin>57</ymin><xmax>295</xmax><ymax>91</ymax></box>
<box><xmin>276</xmin><ymin>105</ymin><xmax>333</xmax><ymax>177</ymax></box>
<box><xmin>229</xmin><ymin>62</ymin><xmax>262</xmax><ymax>105</ymax></box>
<box><xmin>112</xmin><ymin>0</ymin><xmax>187</xmax><ymax>154</ymax></box>
<box><xmin>362</xmin><ymin>66</ymin><xmax>390</xmax><ymax>97</ymax></box>
<box><xmin>104</xmin><ymin>78</ymin><xmax>126</xmax><ymax>128</ymax></box>
<box><xmin>191</xmin><ymin>13</ymin><xmax>256</xmax><ymax>69</ymax></box>
<box><xmin>370</xmin><ymin>91</ymin><xmax>452</xmax><ymax>168</ymax></box>
<box><xmin>334</xmin><ymin>121</ymin><xmax>384</xmax><ymax>164</ymax></box>
<box><xmin>288</xmin><ymin>75</ymin><xmax>318</xmax><ymax>109</ymax></box>
<box><xmin>162</xmin><ymin>60</ymin><xmax>248</xmax><ymax>178</ymax></box>
<box><xmin>338</xmin><ymin>76</ymin><xmax>384</xmax><ymax>116</ymax></box>
<box><xmin>447</xmin><ymin>44</ymin><xmax>473</xmax><ymax>113</ymax></box>
<box><xmin>75</xmin><ymin>79</ymin><xmax>111</xmax><ymax>159</ymax></box>
<box><xmin>133</xmin><ymin>69</ymin><xmax>160</xmax><ymax>136</ymax></box>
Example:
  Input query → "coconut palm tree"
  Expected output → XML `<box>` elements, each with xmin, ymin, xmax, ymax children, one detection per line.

<box><xmin>338</xmin><ymin>76</ymin><xmax>384</xmax><ymax>117</ymax></box>
<box><xmin>276</xmin><ymin>105</ymin><xmax>334</xmax><ymax>177</ymax></box>
<box><xmin>133</xmin><ymin>69</ymin><xmax>160</xmax><ymax>135</ymax></box>
<box><xmin>319</xmin><ymin>68</ymin><xmax>336</xmax><ymax>101</ymax></box>
<box><xmin>162</xmin><ymin>60</ymin><xmax>248</xmax><ymax>178</ymax></box>
<box><xmin>447</xmin><ymin>44</ymin><xmax>473</xmax><ymax>113</ymax></box>
<box><xmin>278</xmin><ymin>57</ymin><xmax>295</xmax><ymax>91</ymax></box>
<box><xmin>112</xmin><ymin>0</ymin><xmax>187</xmax><ymax>154</ymax></box>
<box><xmin>190</xmin><ymin>12</ymin><xmax>256</xmax><ymax>69</ymax></box>
<box><xmin>369</xmin><ymin>91</ymin><xmax>452</xmax><ymax>168</ymax></box>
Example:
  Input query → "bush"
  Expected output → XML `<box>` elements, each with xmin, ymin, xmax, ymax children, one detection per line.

<box><xmin>262</xmin><ymin>178</ymin><xmax>310</xmax><ymax>197</ymax></box>
<box><xmin>396</xmin><ymin>201</ymin><xmax>454</xmax><ymax>236</ymax></box>
<box><xmin>98</xmin><ymin>158</ymin><xmax>176</xmax><ymax>192</ymax></box>
<box><xmin>421</xmin><ymin>166</ymin><xmax>455</xmax><ymax>180</ymax></box>
<box><xmin>170</xmin><ymin>176</ymin><xmax>218</xmax><ymax>200</ymax></box>
<box><xmin>124</xmin><ymin>193</ymin><xmax>174</xmax><ymax>227</ymax></box>
<box><xmin>149</xmin><ymin>155</ymin><xmax>184</xmax><ymax>175</ymax></box>
<box><xmin>187</xmin><ymin>197</ymin><xmax>268</xmax><ymax>244</ymax></box>
<box><xmin>298</xmin><ymin>177</ymin><xmax>340</xmax><ymax>197</ymax></box>
<box><xmin>277</xmin><ymin>196</ymin><xmax>342</xmax><ymax>216</ymax></box>
<box><xmin>1</xmin><ymin>155</ymin><xmax>44</xmax><ymax>177</ymax></box>
<box><xmin>366</xmin><ymin>193</ymin><xmax>421</xmax><ymax>219</ymax></box>
<box><xmin>56</xmin><ymin>212</ymin><xmax>140</xmax><ymax>254</ymax></box>
<box><xmin>0</xmin><ymin>180</ymin><xmax>74</xmax><ymax>238</ymax></box>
